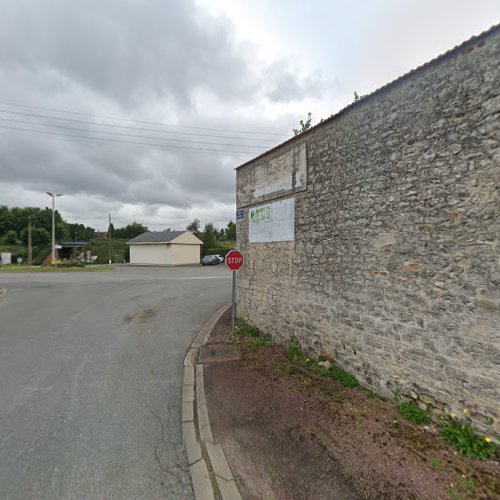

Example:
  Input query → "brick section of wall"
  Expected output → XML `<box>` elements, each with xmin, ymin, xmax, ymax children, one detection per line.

<box><xmin>236</xmin><ymin>27</ymin><xmax>500</xmax><ymax>436</ymax></box>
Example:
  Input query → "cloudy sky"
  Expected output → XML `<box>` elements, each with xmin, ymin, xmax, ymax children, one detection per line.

<box><xmin>0</xmin><ymin>0</ymin><xmax>498</xmax><ymax>231</ymax></box>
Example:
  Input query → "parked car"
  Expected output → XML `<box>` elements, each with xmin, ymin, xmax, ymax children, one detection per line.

<box><xmin>215</xmin><ymin>254</ymin><xmax>224</xmax><ymax>263</ymax></box>
<box><xmin>202</xmin><ymin>255</ymin><xmax>220</xmax><ymax>266</ymax></box>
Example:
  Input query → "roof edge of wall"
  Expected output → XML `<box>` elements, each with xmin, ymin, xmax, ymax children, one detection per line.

<box><xmin>235</xmin><ymin>22</ymin><xmax>500</xmax><ymax>171</ymax></box>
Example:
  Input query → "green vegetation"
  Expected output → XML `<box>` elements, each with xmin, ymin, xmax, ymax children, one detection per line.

<box><xmin>398</xmin><ymin>401</ymin><xmax>430</xmax><ymax>425</ymax></box>
<box><xmin>362</xmin><ymin>388</ymin><xmax>381</xmax><ymax>399</ymax></box>
<box><xmin>112</xmin><ymin>222</ymin><xmax>147</xmax><ymax>239</ymax></box>
<box><xmin>248</xmin><ymin>335</ymin><xmax>274</xmax><ymax>351</ymax></box>
<box><xmin>231</xmin><ymin>319</ymin><xmax>273</xmax><ymax>351</ymax></box>
<box><xmin>329</xmin><ymin>365</ymin><xmax>359</xmax><ymax>388</ymax></box>
<box><xmin>0</xmin><ymin>265</ymin><xmax>112</xmax><ymax>272</ymax></box>
<box><xmin>1</xmin><ymin>205</ymin><xmax>237</xmax><ymax>265</ymax></box>
<box><xmin>440</xmin><ymin>418</ymin><xmax>496</xmax><ymax>460</ymax></box>
<box><xmin>188</xmin><ymin>219</ymin><xmax>236</xmax><ymax>257</ymax></box>
<box><xmin>234</xmin><ymin>319</ymin><xmax>260</xmax><ymax>336</ymax></box>
<box><xmin>285</xmin><ymin>336</ymin><xmax>303</xmax><ymax>360</ymax></box>
<box><xmin>446</xmin><ymin>476</ymin><xmax>478</xmax><ymax>500</ymax></box>
<box><xmin>86</xmin><ymin>239</ymin><xmax>129</xmax><ymax>264</ymax></box>
<box><xmin>293</xmin><ymin>112</ymin><xmax>312</xmax><ymax>135</ymax></box>
<box><xmin>447</xmin><ymin>488</ymin><xmax>462</xmax><ymax>500</ymax></box>
<box><xmin>283</xmin><ymin>339</ymin><xmax>359</xmax><ymax>388</ymax></box>
<box><xmin>430</xmin><ymin>458</ymin><xmax>442</xmax><ymax>469</ymax></box>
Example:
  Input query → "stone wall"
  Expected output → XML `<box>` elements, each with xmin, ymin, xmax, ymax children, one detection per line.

<box><xmin>235</xmin><ymin>26</ymin><xmax>500</xmax><ymax>436</ymax></box>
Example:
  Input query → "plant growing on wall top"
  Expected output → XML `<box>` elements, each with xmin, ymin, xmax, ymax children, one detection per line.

<box><xmin>293</xmin><ymin>112</ymin><xmax>312</xmax><ymax>135</ymax></box>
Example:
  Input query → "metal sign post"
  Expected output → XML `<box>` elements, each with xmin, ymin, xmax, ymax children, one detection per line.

<box><xmin>225</xmin><ymin>249</ymin><xmax>244</xmax><ymax>331</ymax></box>
<box><xmin>231</xmin><ymin>270</ymin><xmax>237</xmax><ymax>331</ymax></box>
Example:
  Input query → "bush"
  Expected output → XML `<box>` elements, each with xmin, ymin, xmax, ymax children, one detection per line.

<box><xmin>329</xmin><ymin>365</ymin><xmax>359</xmax><ymax>388</ymax></box>
<box><xmin>398</xmin><ymin>401</ymin><xmax>430</xmax><ymax>424</ymax></box>
<box><xmin>440</xmin><ymin>418</ymin><xmax>496</xmax><ymax>460</ymax></box>
<box><xmin>55</xmin><ymin>260</ymin><xmax>85</xmax><ymax>268</ymax></box>
<box><xmin>203</xmin><ymin>246</ymin><xmax>234</xmax><ymax>258</ymax></box>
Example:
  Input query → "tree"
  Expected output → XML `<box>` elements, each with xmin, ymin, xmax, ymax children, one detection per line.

<box><xmin>202</xmin><ymin>223</ymin><xmax>217</xmax><ymax>251</ymax></box>
<box><xmin>3</xmin><ymin>229</ymin><xmax>18</xmax><ymax>245</ymax></box>
<box><xmin>20</xmin><ymin>227</ymin><xmax>50</xmax><ymax>247</ymax></box>
<box><xmin>186</xmin><ymin>219</ymin><xmax>201</xmax><ymax>236</ymax></box>
<box><xmin>225</xmin><ymin>220</ymin><xmax>236</xmax><ymax>241</ymax></box>
<box><xmin>113</xmin><ymin>222</ymin><xmax>147</xmax><ymax>239</ymax></box>
<box><xmin>293</xmin><ymin>112</ymin><xmax>312</xmax><ymax>135</ymax></box>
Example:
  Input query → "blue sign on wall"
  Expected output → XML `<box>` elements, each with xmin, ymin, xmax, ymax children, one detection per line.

<box><xmin>236</xmin><ymin>209</ymin><xmax>244</xmax><ymax>220</ymax></box>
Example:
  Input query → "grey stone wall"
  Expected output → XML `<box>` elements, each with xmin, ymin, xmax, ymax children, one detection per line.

<box><xmin>235</xmin><ymin>26</ymin><xmax>500</xmax><ymax>437</ymax></box>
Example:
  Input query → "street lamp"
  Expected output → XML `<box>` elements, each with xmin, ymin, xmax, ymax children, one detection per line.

<box><xmin>47</xmin><ymin>192</ymin><xmax>63</xmax><ymax>263</ymax></box>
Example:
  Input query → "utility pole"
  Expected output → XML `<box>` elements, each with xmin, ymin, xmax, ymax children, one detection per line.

<box><xmin>108</xmin><ymin>213</ymin><xmax>112</xmax><ymax>264</ymax></box>
<box><xmin>28</xmin><ymin>216</ymin><xmax>32</xmax><ymax>266</ymax></box>
<box><xmin>47</xmin><ymin>192</ymin><xmax>63</xmax><ymax>263</ymax></box>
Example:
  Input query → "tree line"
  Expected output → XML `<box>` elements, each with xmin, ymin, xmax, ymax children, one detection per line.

<box><xmin>186</xmin><ymin>219</ymin><xmax>236</xmax><ymax>257</ymax></box>
<box><xmin>0</xmin><ymin>206</ymin><xmax>236</xmax><ymax>263</ymax></box>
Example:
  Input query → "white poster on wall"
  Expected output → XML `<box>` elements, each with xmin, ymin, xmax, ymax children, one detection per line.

<box><xmin>249</xmin><ymin>198</ymin><xmax>295</xmax><ymax>243</ymax></box>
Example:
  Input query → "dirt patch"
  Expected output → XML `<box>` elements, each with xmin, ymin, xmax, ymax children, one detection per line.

<box><xmin>123</xmin><ymin>307</ymin><xmax>158</xmax><ymax>323</ymax></box>
<box><xmin>199</xmin><ymin>344</ymin><xmax>241</xmax><ymax>363</ymax></box>
<box><xmin>203</xmin><ymin>310</ymin><xmax>500</xmax><ymax>500</ymax></box>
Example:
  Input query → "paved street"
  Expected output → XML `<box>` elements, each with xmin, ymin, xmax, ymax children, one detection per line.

<box><xmin>0</xmin><ymin>265</ymin><xmax>231</xmax><ymax>499</ymax></box>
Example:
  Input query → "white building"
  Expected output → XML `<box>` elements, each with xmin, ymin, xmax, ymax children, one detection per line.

<box><xmin>128</xmin><ymin>230</ymin><xmax>203</xmax><ymax>266</ymax></box>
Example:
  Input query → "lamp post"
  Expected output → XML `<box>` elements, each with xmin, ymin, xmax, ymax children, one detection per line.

<box><xmin>47</xmin><ymin>192</ymin><xmax>63</xmax><ymax>263</ymax></box>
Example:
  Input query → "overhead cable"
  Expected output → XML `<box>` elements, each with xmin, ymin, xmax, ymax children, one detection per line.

<box><xmin>0</xmin><ymin>100</ymin><xmax>289</xmax><ymax>137</ymax></box>
<box><xmin>0</xmin><ymin>124</ymin><xmax>260</xmax><ymax>155</ymax></box>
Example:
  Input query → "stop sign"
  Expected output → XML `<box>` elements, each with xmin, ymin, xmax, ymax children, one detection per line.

<box><xmin>225</xmin><ymin>249</ymin><xmax>244</xmax><ymax>271</ymax></box>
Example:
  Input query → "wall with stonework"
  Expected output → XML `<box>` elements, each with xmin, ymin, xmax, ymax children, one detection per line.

<box><xmin>235</xmin><ymin>26</ymin><xmax>500</xmax><ymax>437</ymax></box>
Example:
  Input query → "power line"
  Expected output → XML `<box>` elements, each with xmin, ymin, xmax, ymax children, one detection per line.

<box><xmin>0</xmin><ymin>108</ymin><xmax>279</xmax><ymax>143</ymax></box>
<box><xmin>0</xmin><ymin>100</ymin><xmax>289</xmax><ymax>137</ymax></box>
<box><xmin>0</xmin><ymin>124</ymin><xmax>261</xmax><ymax>155</ymax></box>
<box><xmin>0</xmin><ymin>116</ymin><xmax>269</xmax><ymax>150</ymax></box>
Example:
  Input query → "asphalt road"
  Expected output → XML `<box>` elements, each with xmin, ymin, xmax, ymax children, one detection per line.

<box><xmin>0</xmin><ymin>265</ymin><xmax>231</xmax><ymax>499</ymax></box>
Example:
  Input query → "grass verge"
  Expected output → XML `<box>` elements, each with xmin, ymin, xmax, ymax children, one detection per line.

<box><xmin>0</xmin><ymin>265</ymin><xmax>113</xmax><ymax>272</ymax></box>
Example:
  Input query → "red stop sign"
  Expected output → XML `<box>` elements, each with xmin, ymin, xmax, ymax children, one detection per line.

<box><xmin>225</xmin><ymin>249</ymin><xmax>244</xmax><ymax>271</ymax></box>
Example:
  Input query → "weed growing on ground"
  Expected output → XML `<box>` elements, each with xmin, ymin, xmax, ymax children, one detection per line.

<box><xmin>285</xmin><ymin>336</ymin><xmax>303</xmax><ymax>360</ymax></box>
<box><xmin>284</xmin><ymin>339</ymin><xmax>359</xmax><ymax>388</ymax></box>
<box><xmin>362</xmin><ymin>388</ymin><xmax>381</xmax><ymax>399</ymax></box>
<box><xmin>232</xmin><ymin>319</ymin><xmax>273</xmax><ymax>351</ymax></box>
<box><xmin>439</xmin><ymin>418</ymin><xmax>496</xmax><ymax>460</ymax></box>
<box><xmin>329</xmin><ymin>365</ymin><xmax>359</xmax><ymax>388</ymax></box>
<box><xmin>304</xmin><ymin>424</ymin><xmax>317</xmax><ymax>436</ymax></box>
<box><xmin>398</xmin><ymin>401</ymin><xmax>430</xmax><ymax>425</ymax></box>
<box><xmin>430</xmin><ymin>458</ymin><xmax>442</xmax><ymax>469</ymax></box>
<box><xmin>235</xmin><ymin>318</ymin><xmax>260</xmax><ymax>336</ymax></box>
<box><xmin>447</xmin><ymin>488</ymin><xmax>462</xmax><ymax>500</ymax></box>
<box><xmin>285</xmin><ymin>346</ymin><xmax>303</xmax><ymax>360</ymax></box>
<box><xmin>248</xmin><ymin>334</ymin><xmax>273</xmax><ymax>352</ymax></box>
<box><xmin>459</xmin><ymin>477</ymin><xmax>476</xmax><ymax>494</ymax></box>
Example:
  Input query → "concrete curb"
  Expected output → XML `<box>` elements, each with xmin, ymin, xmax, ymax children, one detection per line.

<box><xmin>182</xmin><ymin>303</ymin><xmax>242</xmax><ymax>500</ymax></box>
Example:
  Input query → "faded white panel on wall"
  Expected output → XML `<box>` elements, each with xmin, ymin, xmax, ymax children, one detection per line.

<box><xmin>237</xmin><ymin>143</ymin><xmax>307</xmax><ymax>207</ymax></box>
<box><xmin>249</xmin><ymin>198</ymin><xmax>295</xmax><ymax>243</ymax></box>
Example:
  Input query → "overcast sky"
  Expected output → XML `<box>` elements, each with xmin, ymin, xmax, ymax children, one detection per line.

<box><xmin>0</xmin><ymin>0</ymin><xmax>498</xmax><ymax>231</ymax></box>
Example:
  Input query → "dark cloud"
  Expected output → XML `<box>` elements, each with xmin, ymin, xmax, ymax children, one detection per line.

<box><xmin>265</xmin><ymin>59</ymin><xmax>326</xmax><ymax>102</ymax></box>
<box><xmin>0</xmin><ymin>0</ymin><xmax>260</xmax><ymax>108</ymax></box>
<box><xmin>0</xmin><ymin>0</ymin><xmax>327</xmax><ymax>229</ymax></box>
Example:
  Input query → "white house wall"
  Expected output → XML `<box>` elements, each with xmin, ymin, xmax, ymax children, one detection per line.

<box><xmin>130</xmin><ymin>243</ymin><xmax>201</xmax><ymax>265</ymax></box>
<box><xmin>170</xmin><ymin>244</ymin><xmax>200</xmax><ymax>265</ymax></box>
<box><xmin>130</xmin><ymin>244</ymin><xmax>169</xmax><ymax>265</ymax></box>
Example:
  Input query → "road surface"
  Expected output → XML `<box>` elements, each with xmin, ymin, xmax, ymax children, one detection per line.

<box><xmin>0</xmin><ymin>265</ymin><xmax>231</xmax><ymax>499</ymax></box>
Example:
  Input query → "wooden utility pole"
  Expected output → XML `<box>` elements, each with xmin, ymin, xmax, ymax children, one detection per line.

<box><xmin>28</xmin><ymin>216</ymin><xmax>32</xmax><ymax>266</ymax></box>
